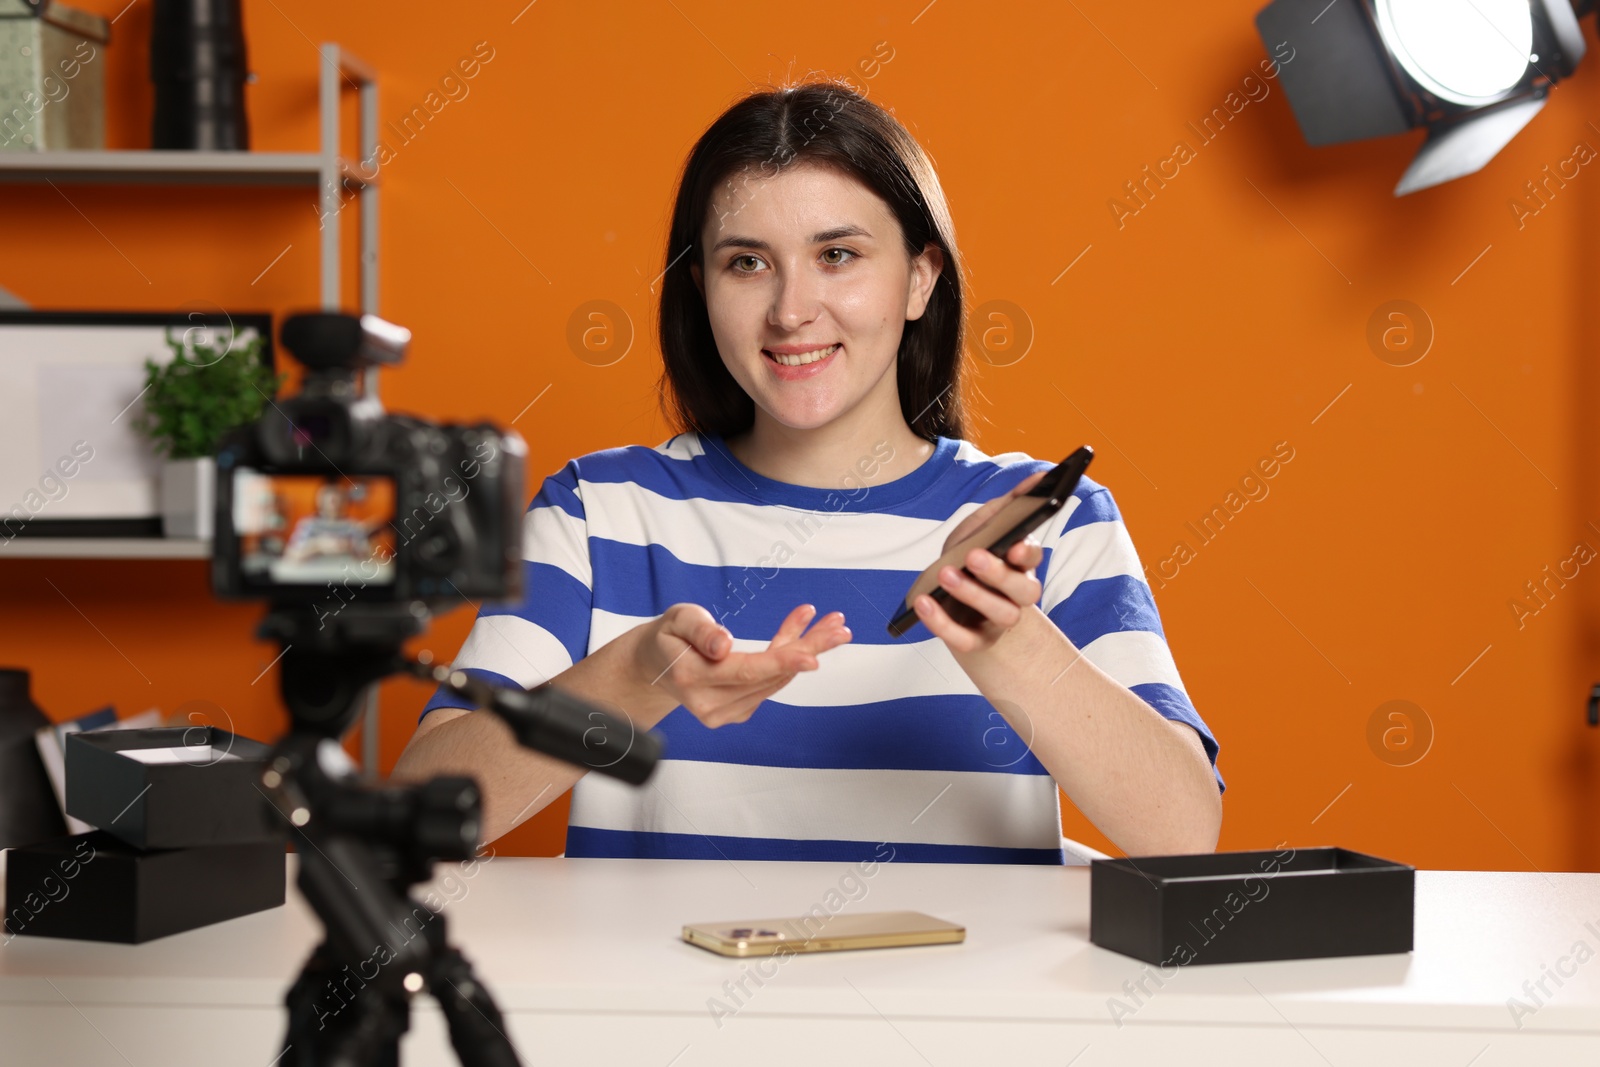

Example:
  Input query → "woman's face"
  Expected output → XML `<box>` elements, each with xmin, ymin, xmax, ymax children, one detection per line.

<box><xmin>691</xmin><ymin>161</ymin><xmax>943</xmax><ymax>434</ymax></box>
<box><xmin>315</xmin><ymin>485</ymin><xmax>345</xmax><ymax>518</ymax></box>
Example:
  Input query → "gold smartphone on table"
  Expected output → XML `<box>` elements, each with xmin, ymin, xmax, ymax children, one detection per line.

<box><xmin>682</xmin><ymin>910</ymin><xmax>966</xmax><ymax>957</ymax></box>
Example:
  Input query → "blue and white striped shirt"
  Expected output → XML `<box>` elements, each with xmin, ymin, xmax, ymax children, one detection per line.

<box><xmin>420</xmin><ymin>431</ymin><xmax>1222</xmax><ymax>863</ymax></box>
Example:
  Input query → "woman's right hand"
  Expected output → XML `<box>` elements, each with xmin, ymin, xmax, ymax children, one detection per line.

<box><xmin>630</xmin><ymin>603</ymin><xmax>851</xmax><ymax>727</ymax></box>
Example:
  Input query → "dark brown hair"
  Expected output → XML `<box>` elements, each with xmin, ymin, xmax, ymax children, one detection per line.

<box><xmin>656</xmin><ymin>81</ymin><xmax>967</xmax><ymax>442</ymax></box>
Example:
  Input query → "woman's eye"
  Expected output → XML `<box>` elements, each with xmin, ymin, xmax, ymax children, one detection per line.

<box><xmin>729</xmin><ymin>249</ymin><xmax>854</xmax><ymax>272</ymax></box>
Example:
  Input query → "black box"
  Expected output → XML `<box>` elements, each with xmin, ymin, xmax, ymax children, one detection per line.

<box><xmin>1089</xmin><ymin>847</ymin><xmax>1414</xmax><ymax>966</ymax></box>
<box><xmin>65</xmin><ymin>726</ymin><xmax>281</xmax><ymax>849</ymax></box>
<box><xmin>4</xmin><ymin>830</ymin><xmax>285</xmax><ymax>944</ymax></box>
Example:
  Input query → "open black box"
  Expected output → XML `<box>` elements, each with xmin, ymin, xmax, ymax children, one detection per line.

<box><xmin>64</xmin><ymin>726</ymin><xmax>282</xmax><ymax>850</ymax></box>
<box><xmin>1089</xmin><ymin>847</ymin><xmax>1414</xmax><ymax>966</ymax></box>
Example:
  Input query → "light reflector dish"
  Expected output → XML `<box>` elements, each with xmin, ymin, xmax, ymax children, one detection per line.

<box><xmin>1375</xmin><ymin>0</ymin><xmax>1534</xmax><ymax>105</ymax></box>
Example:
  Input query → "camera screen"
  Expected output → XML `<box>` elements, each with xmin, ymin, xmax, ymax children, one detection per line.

<box><xmin>232</xmin><ymin>470</ymin><xmax>398</xmax><ymax>587</ymax></box>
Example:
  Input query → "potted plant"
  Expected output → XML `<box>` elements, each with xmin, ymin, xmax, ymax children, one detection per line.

<box><xmin>133</xmin><ymin>332</ymin><xmax>281</xmax><ymax>539</ymax></box>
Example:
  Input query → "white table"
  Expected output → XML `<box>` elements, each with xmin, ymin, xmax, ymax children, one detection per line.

<box><xmin>2</xmin><ymin>853</ymin><xmax>1598</xmax><ymax>1065</ymax></box>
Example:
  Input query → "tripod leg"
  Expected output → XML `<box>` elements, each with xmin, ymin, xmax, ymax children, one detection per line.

<box><xmin>432</xmin><ymin>945</ymin><xmax>522</xmax><ymax>1067</ymax></box>
<box><xmin>281</xmin><ymin>940</ymin><xmax>409</xmax><ymax>1067</ymax></box>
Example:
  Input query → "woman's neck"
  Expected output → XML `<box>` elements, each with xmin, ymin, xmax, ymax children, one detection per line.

<box><xmin>722</xmin><ymin>415</ymin><xmax>936</xmax><ymax>490</ymax></box>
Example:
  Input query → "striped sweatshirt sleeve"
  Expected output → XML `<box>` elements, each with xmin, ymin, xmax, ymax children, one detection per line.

<box><xmin>1037</xmin><ymin>484</ymin><xmax>1223</xmax><ymax>790</ymax></box>
<box><xmin>419</xmin><ymin>460</ymin><xmax>594</xmax><ymax>721</ymax></box>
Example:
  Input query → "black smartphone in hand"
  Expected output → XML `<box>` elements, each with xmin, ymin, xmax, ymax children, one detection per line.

<box><xmin>886</xmin><ymin>446</ymin><xmax>1094</xmax><ymax>638</ymax></box>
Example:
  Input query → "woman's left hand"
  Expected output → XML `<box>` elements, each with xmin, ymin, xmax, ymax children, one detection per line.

<box><xmin>914</xmin><ymin>470</ymin><xmax>1047</xmax><ymax>654</ymax></box>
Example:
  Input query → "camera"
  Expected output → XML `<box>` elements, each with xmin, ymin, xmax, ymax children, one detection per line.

<box><xmin>212</xmin><ymin>312</ymin><xmax>527</xmax><ymax>622</ymax></box>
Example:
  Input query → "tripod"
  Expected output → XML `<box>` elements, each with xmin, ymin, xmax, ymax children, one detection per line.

<box><xmin>255</xmin><ymin>603</ymin><xmax>661</xmax><ymax>1066</ymax></box>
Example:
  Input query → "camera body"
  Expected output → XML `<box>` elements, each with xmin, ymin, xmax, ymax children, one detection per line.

<box><xmin>212</xmin><ymin>312</ymin><xmax>526</xmax><ymax>622</ymax></box>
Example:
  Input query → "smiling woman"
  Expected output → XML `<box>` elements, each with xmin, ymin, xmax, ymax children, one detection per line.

<box><xmin>392</xmin><ymin>81</ymin><xmax>1224</xmax><ymax>863</ymax></box>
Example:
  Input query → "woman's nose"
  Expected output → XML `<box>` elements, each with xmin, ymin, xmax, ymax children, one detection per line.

<box><xmin>769</xmin><ymin>268</ymin><xmax>822</xmax><ymax>330</ymax></box>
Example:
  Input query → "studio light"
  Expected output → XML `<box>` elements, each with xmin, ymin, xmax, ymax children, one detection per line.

<box><xmin>1255</xmin><ymin>0</ymin><xmax>1593</xmax><ymax>194</ymax></box>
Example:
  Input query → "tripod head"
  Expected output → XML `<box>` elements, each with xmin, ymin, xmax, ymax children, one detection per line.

<box><xmin>257</xmin><ymin>599</ymin><xmax>658</xmax><ymax>782</ymax></box>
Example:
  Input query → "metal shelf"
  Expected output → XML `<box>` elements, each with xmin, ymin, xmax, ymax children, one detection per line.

<box><xmin>0</xmin><ymin>150</ymin><xmax>327</xmax><ymax>186</ymax></box>
<box><xmin>0</xmin><ymin>43</ymin><xmax>380</xmax><ymax>311</ymax></box>
<box><xmin>3</xmin><ymin>44</ymin><xmax>384</xmax><ymax>773</ymax></box>
<box><xmin>0</xmin><ymin>538</ymin><xmax>211</xmax><ymax>560</ymax></box>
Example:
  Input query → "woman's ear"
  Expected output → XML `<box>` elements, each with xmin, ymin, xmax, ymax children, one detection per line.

<box><xmin>905</xmin><ymin>242</ymin><xmax>944</xmax><ymax>321</ymax></box>
<box><xmin>690</xmin><ymin>261</ymin><xmax>704</xmax><ymax>298</ymax></box>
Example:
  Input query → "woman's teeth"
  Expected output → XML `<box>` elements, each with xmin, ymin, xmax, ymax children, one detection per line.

<box><xmin>766</xmin><ymin>343</ymin><xmax>840</xmax><ymax>366</ymax></box>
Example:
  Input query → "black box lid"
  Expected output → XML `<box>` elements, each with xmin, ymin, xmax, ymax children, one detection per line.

<box><xmin>65</xmin><ymin>726</ymin><xmax>282</xmax><ymax>850</ymax></box>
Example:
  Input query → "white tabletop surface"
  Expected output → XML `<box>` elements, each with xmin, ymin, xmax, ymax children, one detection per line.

<box><xmin>3</xmin><ymin>852</ymin><xmax>1599</xmax><ymax>1065</ymax></box>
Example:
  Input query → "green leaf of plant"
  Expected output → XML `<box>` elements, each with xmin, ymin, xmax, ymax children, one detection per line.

<box><xmin>132</xmin><ymin>334</ymin><xmax>284</xmax><ymax>460</ymax></box>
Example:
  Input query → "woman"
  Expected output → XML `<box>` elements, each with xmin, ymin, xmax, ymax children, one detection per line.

<box><xmin>393</xmin><ymin>81</ymin><xmax>1223</xmax><ymax>862</ymax></box>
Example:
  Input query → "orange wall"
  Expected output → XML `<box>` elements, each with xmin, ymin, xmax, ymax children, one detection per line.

<box><xmin>3</xmin><ymin>0</ymin><xmax>1597</xmax><ymax>871</ymax></box>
